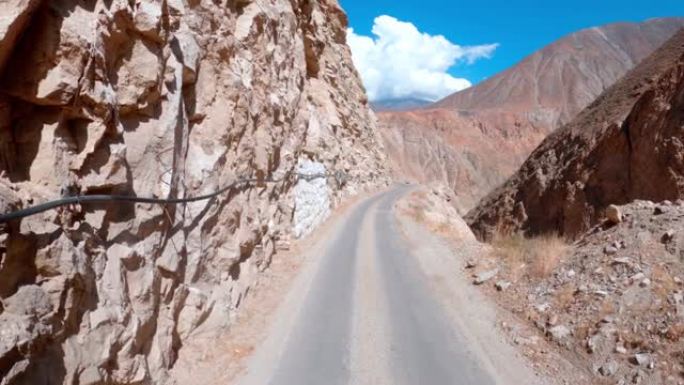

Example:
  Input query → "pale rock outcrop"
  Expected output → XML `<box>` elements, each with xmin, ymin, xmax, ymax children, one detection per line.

<box><xmin>293</xmin><ymin>159</ymin><xmax>331</xmax><ymax>238</ymax></box>
<box><xmin>0</xmin><ymin>1</ymin><xmax>388</xmax><ymax>384</ymax></box>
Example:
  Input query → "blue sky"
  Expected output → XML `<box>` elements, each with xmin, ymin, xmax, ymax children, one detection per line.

<box><xmin>340</xmin><ymin>0</ymin><xmax>684</xmax><ymax>101</ymax></box>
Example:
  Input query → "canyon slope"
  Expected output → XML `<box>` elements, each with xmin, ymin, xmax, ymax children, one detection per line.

<box><xmin>467</xmin><ymin>29</ymin><xmax>684</xmax><ymax>240</ymax></box>
<box><xmin>0</xmin><ymin>1</ymin><xmax>387</xmax><ymax>384</ymax></box>
<box><xmin>379</xmin><ymin>18</ymin><xmax>684</xmax><ymax>212</ymax></box>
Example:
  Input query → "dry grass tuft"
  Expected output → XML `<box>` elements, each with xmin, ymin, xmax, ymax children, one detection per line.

<box><xmin>555</xmin><ymin>285</ymin><xmax>576</xmax><ymax>311</ymax></box>
<box><xmin>652</xmin><ymin>264</ymin><xmax>677</xmax><ymax>301</ymax></box>
<box><xmin>492</xmin><ymin>232</ymin><xmax>569</xmax><ymax>280</ymax></box>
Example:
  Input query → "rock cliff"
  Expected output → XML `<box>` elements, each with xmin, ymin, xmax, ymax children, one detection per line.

<box><xmin>380</xmin><ymin>19</ymin><xmax>684</xmax><ymax>212</ymax></box>
<box><xmin>0</xmin><ymin>1</ymin><xmax>388</xmax><ymax>384</ymax></box>
<box><xmin>467</xmin><ymin>29</ymin><xmax>684</xmax><ymax>240</ymax></box>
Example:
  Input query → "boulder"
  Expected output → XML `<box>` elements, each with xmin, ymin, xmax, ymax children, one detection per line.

<box><xmin>606</xmin><ymin>205</ymin><xmax>622</xmax><ymax>224</ymax></box>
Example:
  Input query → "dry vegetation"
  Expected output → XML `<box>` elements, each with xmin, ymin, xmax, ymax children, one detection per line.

<box><xmin>397</xmin><ymin>187</ymin><xmax>476</xmax><ymax>241</ymax></box>
<box><xmin>491</xmin><ymin>231</ymin><xmax>569</xmax><ymax>281</ymax></box>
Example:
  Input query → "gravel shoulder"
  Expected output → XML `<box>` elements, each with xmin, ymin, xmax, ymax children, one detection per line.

<box><xmin>394</xmin><ymin>198</ymin><xmax>554</xmax><ymax>385</ymax></box>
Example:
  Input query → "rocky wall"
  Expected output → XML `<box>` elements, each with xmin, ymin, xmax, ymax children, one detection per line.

<box><xmin>0</xmin><ymin>1</ymin><xmax>388</xmax><ymax>384</ymax></box>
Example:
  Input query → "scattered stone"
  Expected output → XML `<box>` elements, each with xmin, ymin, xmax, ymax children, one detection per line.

<box><xmin>605</xmin><ymin>245</ymin><xmax>619</xmax><ymax>255</ymax></box>
<box><xmin>615</xmin><ymin>344</ymin><xmax>628</xmax><ymax>354</ymax></box>
<box><xmin>465</xmin><ymin>259</ymin><xmax>478</xmax><ymax>269</ymax></box>
<box><xmin>630</xmin><ymin>272</ymin><xmax>646</xmax><ymax>282</ymax></box>
<box><xmin>662</xmin><ymin>229</ymin><xmax>675</xmax><ymax>243</ymax></box>
<box><xmin>675</xmin><ymin>276</ymin><xmax>683</xmax><ymax>285</ymax></box>
<box><xmin>654</xmin><ymin>206</ymin><xmax>667</xmax><ymax>215</ymax></box>
<box><xmin>633</xmin><ymin>353</ymin><xmax>652</xmax><ymax>367</ymax></box>
<box><xmin>548</xmin><ymin>325</ymin><xmax>571</xmax><ymax>342</ymax></box>
<box><xmin>599</xmin><ymin>360</ymin><xmax>619</xmax><ymax>376</ymax></box>
<box><xmin>639</xmin><ymin>278</ymin><xmax>651</xmax><ymax>288</ymax></box>
<box><xmin>473</xmin><ymin>269</ymin><xmax>499</xmax><ymax>285</ymax></box>
<box><xmin>612</xmin><ymin>257</ymin><xmax>631</xmax><ymax>265</ymax></box>
<box><xmin>547</xmin><ymin>314</ymin><xmax>559</xmax><ymax>326</ymax></box>
<box><xmin>566</xmin><ymin>269</ymin><xmax>576</xmax><ymax>278</ymax></box>
<box><xmin>495</xmin><ymin>280</ymin><xmax>511</xmax><ymax>291</ymax></box>
<box><xmin>587</xmin><ymin>334</ymin><xmax>601</xmax><ymax>353</ymax></box>
<box><xmin>514</xmin><ymin>335</ymin><xmax>539</xmax><ymax>346</ymax></box>
<box><xmin>535</xmin><ymin>303</ymin><xmax>551</xmax><ymax>313</ymax></box>
<box><xmin>673</xmin><ymin>292</ymin><xmax>684</xmax><ymax>304</ymax></box>
<box><xmin>606</xmin><ymin>205</ymin><xmax>623</xmax><ymax>224</ymax></box>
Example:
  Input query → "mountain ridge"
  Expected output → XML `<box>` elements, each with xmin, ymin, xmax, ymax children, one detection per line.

<box><xmin>379</xmin><ymin>17</ymin><xmax>684</xmax><ymax>212</ymax></box>
<box><xmin>467</xmin><ymin>28</ymin><xmax>684</xmax><ymax>239</ymax></box>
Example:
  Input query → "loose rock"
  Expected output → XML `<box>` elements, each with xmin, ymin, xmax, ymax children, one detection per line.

<box><xmin>634</xmin><ymin>353</ymin><xmax>653</xmax><ymax>367</ymax></box>
<box><xmin>548</xmin><ymin>325</ymin><xmax>571</xmax><ymax>342</ymax></box>
<box><xmin>599</xmin><ymin>360</ymin><xmax>619</xmax><ymax>376</ymax></box>
<box><xmin>495</xmin><ymin>280</ymin><xmax>511</xmax><ymax>291</ymax></box>
<box><xmin>606</xmin><ymin>205</ymin><xmax>623</xmax><ymax>224</ymax></box>
<box><xmin>473</xmin><ymin>269</ymin><xmax>499</xmax><ymax>285</ymax></box>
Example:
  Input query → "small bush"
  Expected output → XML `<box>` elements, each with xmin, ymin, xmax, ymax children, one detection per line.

<box><xmin>492</xmin><ymin>231</ymin><xmax>568</xmax><ymax>279</ymax></box>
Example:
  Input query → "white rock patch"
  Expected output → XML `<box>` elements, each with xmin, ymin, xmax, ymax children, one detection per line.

<box><xmin>293</xmin><ymin>159</ymin><xmax>331</xmax><ymax>238</ymax></box>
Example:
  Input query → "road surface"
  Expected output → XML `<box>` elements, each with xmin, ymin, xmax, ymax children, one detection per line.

<box><xmin>238</xmin><ymin>188</ymin><xmax>507</xmax><ymax>385</ymax></box>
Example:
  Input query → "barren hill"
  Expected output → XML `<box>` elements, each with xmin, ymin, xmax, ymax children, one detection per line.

<box><xmin>467</xmin><ymin>28</ymin><xmax>684</xmax><ymax>240</ymax></box>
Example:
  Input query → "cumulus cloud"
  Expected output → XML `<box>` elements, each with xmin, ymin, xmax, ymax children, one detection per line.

<box><xmin>347</xmin><ymin>15</ymin><xmax>498</xmax><ymax>102</ymax></box>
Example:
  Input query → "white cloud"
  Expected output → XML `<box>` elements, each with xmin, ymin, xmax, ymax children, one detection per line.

<box><xmin>347</xmin><ymin>15</ymin><xmax>498</xmax><ymax>102</ymax></box>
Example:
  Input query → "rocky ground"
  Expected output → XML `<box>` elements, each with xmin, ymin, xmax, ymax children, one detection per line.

<box><xmin>479</xmin><ymin>200</ymin><xmax>684</xmax><ymax>385</ymax></box>
<box><xmin>408</xmin><ymin>187</ymin><xmax>684</xmax><ymax>385</ymax></box>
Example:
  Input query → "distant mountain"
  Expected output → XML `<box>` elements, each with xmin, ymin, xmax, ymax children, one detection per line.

<box><xmin>371</xmin><ymin>97</ymin><xmax>433</xmax><ymax>112</ymax></box>
<box><xmin>379</xmin><ymin>18</ymin><xmax>684</xmax><ymax>212</ymax></box>
<box><xmin>433</xmin><ymin>17</ymin><xmax>684</xmax><ymax>128</ymax></box>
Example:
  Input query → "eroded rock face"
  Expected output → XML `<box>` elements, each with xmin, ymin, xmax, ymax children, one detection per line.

<box><xmin>378</xmin><ymin>108</ymin><xmax>547</xmax><ymax>214</ymax></box>
<box><xmin>467</xmin><ymin>30</ymin><xmax>684</xmax><ymax>240</ymax></box>
<box><xmin>0</xmin><ymin>1</ymin><xmax>388</xmax><ymax>384</ymax></box>
<box><xmin>379</xmin><ymin>19</ymin><xmax>684</xmax><ymax>212</ymax></box>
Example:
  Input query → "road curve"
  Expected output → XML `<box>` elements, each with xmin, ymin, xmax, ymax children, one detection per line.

<box><xmin>241</xmin><ymin>188</ymin><xmax>498</xmax><ymax>385</ymax></box>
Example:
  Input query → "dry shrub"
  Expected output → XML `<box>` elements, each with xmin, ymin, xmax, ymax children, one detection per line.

<box><xmin>555</xmin><ymin>285</ymin><xmax>576</xmax><ymax>311</ymax></box>
<box><xmin>666</xmin><ymin>323</ymin><xmax>684</xmax><ymax>342</ymax></box>
<box><xmin>598</xmin><ymin>298</ymin><xmax>617</xmax><ymax>320</ymax></box>
<box><xmin>574</xmin><ymin>323</ymin><xmax>591</xmax><ymax>343</ymax></box>
<box><xmin>652</xmin><ymin>264</ymin><xmax>676</xmax><ymax>301</ymax></box>
<box><xmin>410</xmin><ymin>206</ymin><xmax>426</xmax><ymax>222</ymax></box>
<box><xmin>492</xmin><ymin>231</ymin><xmax>568</xmax><ymax>280</ymax></box>
<box><xmin>435</xmin><ymin>221</ymin><xmax>451</xmax><ymax>235</ymax></box>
